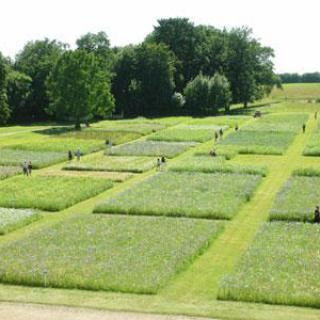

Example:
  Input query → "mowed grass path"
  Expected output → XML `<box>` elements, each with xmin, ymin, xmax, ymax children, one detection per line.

<box><xmin>161</xmin><ymin>114</ymin><xmax>315</xmax><ymax>302</ymax></box>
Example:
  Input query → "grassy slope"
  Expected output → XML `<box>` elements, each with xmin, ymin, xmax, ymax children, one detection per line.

<box><xmin>0</xmin><ymin>114</ymin><xmax>320</xmax><ymax>319</ymax></box>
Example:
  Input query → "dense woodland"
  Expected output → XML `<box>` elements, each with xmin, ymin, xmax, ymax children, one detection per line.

<box><xmin>279</xmin><ymin>72</ymin><xmax>320</xmax><ymax>83</ymax></box>
<box><xmin>0</xmin><ymin>18</ymin><xmax>280</xmax><ymax>128</ymax></box>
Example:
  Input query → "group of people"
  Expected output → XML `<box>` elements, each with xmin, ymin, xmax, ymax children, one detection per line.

<box><xmin>68</xmin><ymin>149</ymin><xmax>82</xmax><ymax>162</ymax></box>
<box><xmin>22</xmin><ymin>161</ymin><xmax>33</xmax><ymax>176</ymax></box>
<box><xmin>156</xmin><ymin>156</ymin><xmax>166</xmax><ymax>171</ymax></box>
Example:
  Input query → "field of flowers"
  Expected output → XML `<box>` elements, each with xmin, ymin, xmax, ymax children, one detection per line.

<box><xmin>64</xmin><ymin>154</ymin><xmax>156</xmax><ymax>173</ymax></box>
<box><xmin>0</xmin><ymin>176</ymin><xmax>113</xmax><ymax>211</ymax></box>
<box><xmin>169</xmin><ymin>156</ymin><xmax>267</xmax><ymax>176</ymax></box>
<box><xmin>0</xmin><ymin>214</ymin><xmax>223</xmax><ymax>293</ymax></box>
<box><xmin>0</xmin><ymin>208</ymin><xmax>40</xmax><ymax>235</ymax></box>
<box><xmin>0</xmin><ymin>149</ymin><xmax>66</xmax><ymax>168</ymax></box>
<box><xmin>0</xmin><ymin>166</ymin><xmax>21</xmax><ymax>180</ymax></box>
<box><xmin>270</xmin><ymin>175</ymin><xmax>320</xmax><ymax>222</ymax></box>
<box><xmin>95</xmin><ymin>171</ymin><xmax>262</xmax><ymax>219</ymax></box>
<box><xmin>218</xmin><ymin>222</ymin><xmax>320</xmax><ymax>308</ymax></box>
<box><xmin>107</xmin><ymin>141</ymin><xmax>197</xmax><ymax>158</ymax></box>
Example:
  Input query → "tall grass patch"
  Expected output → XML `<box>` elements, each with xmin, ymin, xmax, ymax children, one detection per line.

<box><xmin>107</xmin><ymin>141</ymin><xmax>196</xmax><ymax>158</ymax></box>
<box><xmin>169</xmin><ymin>156</ymin><xmax>267</xmax><ymax>176</ymax></box>
<box><xmin>270</xmin><ymin>175</ymin><xmax>320</xmax><ymax>222</ymax></box>
<box><xmin>0</xmin><ymin>176</ymin><xmax>113</xmax><ymax>211</ymax></box>
<box><xmin>0</xmin><ymin>208</ymin><xmax>39</xmax><ymax>235</ymax></box>
<box><xmin>218</xmin><ymin>130</ymin><xmax>296</xmax><ymax>155</ymax></box>
<box><xmin>219</xmin><ymin>222</ymin><xmax>320</xmax><ymax>308</ymax></box>
<box><xmin>0</xmin><ymin>166</ymin><xmax>21</xmax><ymax>180</ymax></box>
<box><xmin>0</xmin><ymin>149</ymin><xmax>66</xmax><ymax>168</ymax></box>
<box><xmin>95</xmin><ymin>171</ymin><xmax>262</xmax><ymax>219</ymax></box>
<box><xmin>0</xmin><ymin>214</ymin><xmax>223</xmax><ymax>293</ymax></box>
<box><xmin>64</xmin><ymin>154</ymin><xmax>156</xmax><ymax>173</ymax></box>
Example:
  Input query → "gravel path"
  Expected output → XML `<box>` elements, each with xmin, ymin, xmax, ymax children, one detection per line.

<box><xmin>0</xmin><ymin>302</ymin><xmax>214</xmax><ymax>320</ymax></box>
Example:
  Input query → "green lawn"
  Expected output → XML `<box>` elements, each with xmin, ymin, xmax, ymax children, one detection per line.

<box><xmin>0</xmin><ymin>176</ymin><xmax>113</xmax><ymax>211</ymax></box>
<box><xmin>95</xmin><ymin>171</ymin><xmax>262</xmax><ymax>219</ymax></box>
<box><xmin>0</xmin><ymin>214</ymin><xmax>223</xmax><ymax>294</ymax></box>
<box><xmin>107</xmin><ymin>141</ymin><xmax>197</xmax><ymax>158</ymax></box>
<box><xmin>270</xmin><ymin>175</ymin><xmax>320</xmax><ymax>222</ymax></box>
<box><xmin>218</xmin><ymin>222</ymin><xmax>320</xmax><ymax>308</ymax></box>
<box><xmin>270</xmin><ymin>83</ymin><xmax>320</xmax><ymax>100</ymax></box>
<box><xmin>0</xmin><ymin>149</ymin><xmax>66</xmax><ymax>168</ymax></box>
<box><xmin>64</xmin><ymin>154</ymin><xmax>156</xmax><ymax>173</ymax></box>
<box><xmin>0</xmin><ymin>208</ymin><xmax>40</xmax><ymax>235</ymax></box>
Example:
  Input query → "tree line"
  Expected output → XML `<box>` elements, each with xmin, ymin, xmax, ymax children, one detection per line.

<box><xmin>0</xmin><ymin>18</ymin><xmax>280</xmax><ymax>128</ymax></box>
<box><xmin>279</xmin><ymin>72</ymin><xmax>320</xmax><ymax>83</ymax></box>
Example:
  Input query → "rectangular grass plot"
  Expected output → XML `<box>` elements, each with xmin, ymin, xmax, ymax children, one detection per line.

<box><xmin>0</xmin><ymin>149</ymin><xmax>66</xmax><ymax>169</ymax></box>
<box><xmin>95</xmin><ymin>172</ymin><xmax>262</xmax><ymax>219</ymax></box>
<box><xmin>0</xmin><ymin>176</ymin><xmax>113</xmax><ymax>211</ymax></box>
<box><xmin>107</xmin><ymin>141</ymin><xmax>196</xmax><ymax>158</ymax></box>
<box><xmin>218</xmin><ymin>222</ymin><xmax>320</xmax><ymax>308</ymax></box>
<box><xmin>270</xmin><ymin>175</ymin><xmax>320</xmax><ymax>222</ymax></box>
<box><xmin>0</xmin><ymin>166</ymin><xmax>21</xmax><ymax>180</ymax></box>
<box><xmin>0</xmin><ymin>215</ymin><xmax>223</xmax><ymax>293</ymax></box>
<box><xmin>0</xmin><ymin>208</ymin><xmax>40</xmax><ymax>235</ymax></box>
<box><xmin>64</xmin><ymin>154</ymin><xmax>156</xmax><ymax>173</ymax></box>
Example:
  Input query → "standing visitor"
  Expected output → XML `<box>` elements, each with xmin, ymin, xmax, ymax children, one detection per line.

<box><xmin>68</xmin><ymin>150</ymin><xmax>73</xmax><ymax>162</ymax></box>
<box><xmin>157</xmin><ymin>158</ymin><xmax>161</xmax><ymax>171</ymax></box>
<box><xmin>161</xmin><ymin>156</ymin><xmax>166</xmax><ymax>171</ymax></box>
<box><xmin>28</xmin><ymin>161</ymin><xmax>33</xmax><ymax>176</ymax></box>
<box><xmin>314</xmin><ymin>206</ymin><xmax>320</xmax><ymax>223</ymax></box>
<box><xmin>214</xmin><ymin>131</ymin><xmax>219</xmax><ymax>141</ymax></box>
<box><xmin>219</xmin><ymin>128</ymin><xmax>223</xmax><ymax>138</ymax></box>
<box><xmin>22</xmin><ymin>161</ymin><xmax>28</xmax><ymax>176</ymax></box>
<box><xmin>302</xmin><ymin>123</ymin><xmax>306</xmax><ymax>134</ymax></box>
<box><xmin>76</xmin><ymin>149</ymin><xmax>81</xmax><ymax>162</ymax></box>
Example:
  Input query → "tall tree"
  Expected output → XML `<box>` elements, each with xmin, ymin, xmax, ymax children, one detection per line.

<box><xmin>15</xmin><ymin>39</ymin><xmax>66</xmax><ymax>119</ymax></box>
<box><xmin>47</xmin><ymin>50</ymin><xmax>114</xmax><ymax>129</ymax></box>
<box><xmin>0</xmin><ymin>53</ymin><xmax>10</xmax><ymax>124</ymax></box>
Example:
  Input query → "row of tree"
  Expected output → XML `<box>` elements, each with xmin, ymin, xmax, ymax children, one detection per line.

<box><xmin>0</xmin><ymin>18</ymin><xmax>280</xmax><ymax>127</ymax></box>
<box><xmin>279</xmin><ymin>72</ymin><xmax>320</xmax><ymax>83</ymax></box>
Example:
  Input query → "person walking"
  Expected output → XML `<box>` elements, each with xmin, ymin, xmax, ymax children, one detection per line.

<box><xmin>161</xmin><ymin>156</ymin><xmax>166</xmax><ymax>171</ymax></box>
<box><xmin>68</xmin><ymin>150</ymin><xmax>73</xmax><ymax>162</ymax></box>
<box><xmin>314</xmin><ymin>206</ymin><xmax>320</xmax><ymax>223</ymax></box>
<box><xmin>214</xmin><ymin>131</ymin><xmax>219</xmax><ymax>141</ymax></box>
<box><xmin>28</xmin><ymin>161</ymin><xmax>33</xmax><ymax>176</ymax></box>
<box><xmin>22</xmin><ymin>161</ymin><xmax>28</xmax><ymax>176</ymax></box>
<box><xmin>76</xmin><ymin>149</ymin><xmax>81</xmax><ymax>162</ymax></box>
<box><xmin>219</xmin><ymin>128</ymin><xmax>223</xmax><ymax>138</ymax></box>
<box><xmin>156</xmin><ymin>158</ymin><xmax>161</xmax><ymax>171</ymax></box>
<box><xmin>302</xmin><ymin>123</ymin><xmax>306</xmax><ymax>134</ymax></box>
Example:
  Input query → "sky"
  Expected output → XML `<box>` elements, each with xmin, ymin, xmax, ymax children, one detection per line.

<box><xmin>1</xmin><ymin>0</ymin><xmax>320</xmax><ymax>73</ymax></box>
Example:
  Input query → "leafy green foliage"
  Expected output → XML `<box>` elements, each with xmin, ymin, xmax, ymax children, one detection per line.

<box><xmin>270</xmin><ymin>176</ymin><xmax>320</xmax><ymax>222</ymax></box>
<box><xmin>64</xmin><ymin>154</ymin><xmax>156</xmax><ymax>173</ymax></box>
<box><xmin>95</xmin><ymin>172</ymin><xmax>262</xmax><ymax>219</ymax></box>
<box><xmin>0</xmin><ymin>208</ymin><xmax>39</xmax><ymax>235</ymax></box>
<box><xmin>0</xmin><ymin>149</ymin><xmax>66</xmax><ymax>168</ymax></box>
<box><xmin>0</xmin><ymin>53</ymin><xmax>10</xmax><ymax>124</ymax></box>
<box><xmin>107</xmin><ymin>141</ymin><xmax>196</xmax><ymax>158</ymax></box>
<box><xmin>219</xmin><ymin>222</ymin><xmax>320</xmax><ymax>308</ymax></box>
<box><xmin>0</xmin><ymin>214</ymin><xmax>223</xmax><ymax>293</ymax></box>
<box><xmin>0</xmin><ymin>176</ymin><xmax>113</xmax><ymax>211</ymax></box>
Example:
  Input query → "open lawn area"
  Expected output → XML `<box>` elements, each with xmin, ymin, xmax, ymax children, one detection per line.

<box><xmin>218</xmin><ymin>222</ymin><xmax>320</xmax><ymax>308</ymax></box>
<box><xmin>95</xmin><ymin>171</ymin><xmax>262</xmax><ymax>219</ymax></box>
<box><xmin>0</xmin><ymin>149</ymin><xmax>66</xmax><ymax>168</ymax></box>
<box><xmin>0</xmin><ymin>214</ymin><xmax>223</xmax><ymax>294</ymax></box>
<box><xmin>0</xmin><ymin>208</ymin><xmax>39</xmax><ymax>235</ymax></box>
<box><xmin>0</xmin><ymin>176</ymin><xmax>113</xmax><ymax>211</ymax></box>
<box><xmin>107</xmin><ymin>141</ymin><xmax>197</xmax><ymax>158</ymax></box>
<box><xmin>64</xmin><ymin>154</ymin><xmax>156</xmax><ymax>173</ymax></box>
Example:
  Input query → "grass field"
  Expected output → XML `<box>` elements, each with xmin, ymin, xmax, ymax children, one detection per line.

<box><xmin>0</xmin><ymin>214</ymin><xmax>223</xmax><ymax>293</ymax></box>
<box><xmin>0</xmin><ymin>176</ymin><xmax>113</xmax><ymax>211</ymax></box>
<box><xmin>147</xmin><ymin>128</ymin><xmax>220</xmax><ymax>143</ymax></box>
<box><xmin>0</xmin><ymin>166</ymin><xmax>21</xmax><ymax>180</ymax></box>
<box><xmin>64</xmin><ymin>154</ymin><xmax>156</xmax><ymax>173</ymax></box>
<box><xmin>218</xmin><ymin>222</ymin><xmax>320</xmax><ymax>308</ymax></box>
<box><xmin>95</xmin><ymin>171</ymin><xmax>262</xmax><ymax>219</ymax></box>
<box><xmin>270</xmin><ymin>83</ymin><xmax>320</xmax><ymax>100</ymax></box>
<box><xmin>185</xmin><ymin>115</ymin><xmax>250</xmax><ymax>127</ymax></box>
<box><xmin>270</xmin><ymin>175</ymin><xmax>320</xmax><ymax>222</ymax></box>
<box><xmin>0</xmin><ymin>149</ymin><xmax>66</xmax><ymax>168</ymax></box>
<box><xmin>107</xmin><ymin>141</ymin><xmax>197</xmax><ymax>158</ymax></box>
<box><xmin>218</xmin><ymin>130</ymin><xmax>296</xmax><ymax>155</ymax></box>
<box><xmin>169</xmin><ymin>156</ymin><xmax>267</xmax><ymax>176</ymax></box>
<box><xmin>8</xmin><ymin>137</ymin><xmax>105</xmax><ymax>154</ymax></box>
<box><xmin>0</xmin><ymin>208</ymin><xmax>39</xmax><ymax>235</ymax></box>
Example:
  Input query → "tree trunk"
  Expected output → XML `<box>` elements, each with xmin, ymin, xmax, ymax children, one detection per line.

<box><xmin>75</xmin><ymin>118</ymin><xmax>81</xmax><ymax>130</ymax></box>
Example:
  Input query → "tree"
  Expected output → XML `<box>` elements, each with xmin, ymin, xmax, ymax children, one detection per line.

<box><xmin>112</xmin><ymin>43</ymin><xmax>175</xmax><ymax>116</ymax></box>
<box><xmin>15</xmin><ymin>39</ymin><xmax>66</xmax><ymax>119</ymax></box>
<box><xmin>6</xmin><ymin>70</ymin><xmax>32</xmax><ymax>120</ymax></box>
<box><xmin>184</xmin><ymin>73</ymin><xmax>231</xmax><ymax>115</ymax></box>
<box><xmin>0</xmin><ymin>53</ymin><xmax>10</xmax><ymax>124</ymax></box>
<box><xmin>47</xmin><ymin>50</ymin><xmax>114</xmax><ymax>129</ymax></box>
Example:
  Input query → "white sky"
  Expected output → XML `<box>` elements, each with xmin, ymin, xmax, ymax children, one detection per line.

<box><xmin>1</xmin><ymin>0</ymin><xmax>319</xmax><ymax>73</ymax></box>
